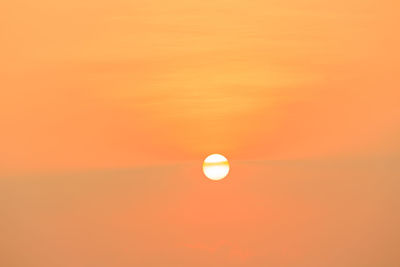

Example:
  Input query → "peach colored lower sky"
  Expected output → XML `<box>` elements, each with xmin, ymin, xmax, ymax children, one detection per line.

<box><xmin>2</xmin><ymin>160</ymin><xmax>400</xmax><ymax>266</ymax></box>
<box><xmin>1</xmin><ymin>0</ymin><xmax>399</xmax><ymax>173</ymax></box>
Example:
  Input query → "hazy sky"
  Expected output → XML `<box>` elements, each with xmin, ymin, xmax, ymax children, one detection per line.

<box><xmin>1</xmin><ymin>0</ymin><xmax>399</xmax><ymax>173</ymax></box>
<box><xmin>2</xmin><ymin>160</ymin><xmax>400</xmax><ymax>266</ymax></box>
<box><xmin>1</xmin><ymin>0</ymin><xmax>400</xmax><ymax>266</ymax></box>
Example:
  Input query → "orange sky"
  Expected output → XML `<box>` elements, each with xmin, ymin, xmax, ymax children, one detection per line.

<box><xmin>1</xmin><ymin>0</ymin><xmax>400</xmax><ymax>173</ymax></box>
<box><xmin>1</xmin><ymin>1</ymin><xmax>400</xmax><ymax>266</ymax></box>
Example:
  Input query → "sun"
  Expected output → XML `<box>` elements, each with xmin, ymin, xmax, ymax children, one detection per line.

<box><xmin>203</xmin><ymin>154</ymin><xmax>230</xmax><ymax>181</ymax></box>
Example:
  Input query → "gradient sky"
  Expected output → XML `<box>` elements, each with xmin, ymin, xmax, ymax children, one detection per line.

<box><xmin>1</xmin><ymin>0</ymin><xmax>400</xmax><ymax>266</ymax></box>
<box><xmin>1</xmin><ymin>0</ymin><xmax>400</xmax><ymax>172</ymax></box>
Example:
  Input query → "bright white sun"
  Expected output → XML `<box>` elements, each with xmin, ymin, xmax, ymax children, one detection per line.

<box><xmin>203</xmin><ymin>154</ymin><xmax>230</xmax><ymax>181</ymax></box>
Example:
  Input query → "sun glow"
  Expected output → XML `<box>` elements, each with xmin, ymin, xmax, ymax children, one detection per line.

<box><xmin>203</xmin><ymin>154</ymin><xmax>230</xmax><ymax>181</ymax></box>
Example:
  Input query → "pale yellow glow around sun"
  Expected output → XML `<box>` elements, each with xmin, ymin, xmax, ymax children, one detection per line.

<box><xmin>203</xmin><ymin>154</ymin><xmax>230</xmax><ymax>181</ymax></box>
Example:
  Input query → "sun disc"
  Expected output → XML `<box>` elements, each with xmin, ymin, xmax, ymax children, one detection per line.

<box><xmin>203</xmin><ymin>154</ymin><xmax>230</xmax><ymax>180</ymax></box>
